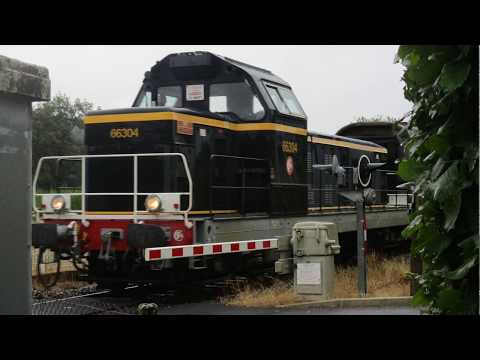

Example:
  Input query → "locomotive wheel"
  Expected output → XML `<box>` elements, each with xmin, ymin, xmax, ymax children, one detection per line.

<box><xmin>37</xmin><ymin>247</ymin><xmax>61</xmax><ymax>289</ymax></box>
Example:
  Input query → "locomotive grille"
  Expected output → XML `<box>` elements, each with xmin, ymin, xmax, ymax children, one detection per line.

<box><xmin>306</xmin><ymin>150</ymin><xmax>312</xmax><ymax>173</ymax></box>
<box><xmin>307</xmin><ymin>150</ymin><xmax>316</xmax><ymax>206</ymax></box>
<box><xmin>321</xmin><ymin>153</ymin><xmax>336</xmax><ymax>206</ymax></box>
<box><xmin>321</xmin><ymin>184</ymin><xmax>336</xmax><ymax>206</ymax></box>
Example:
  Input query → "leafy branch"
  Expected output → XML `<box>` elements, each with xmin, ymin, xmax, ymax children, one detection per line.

<box><xmin>395</xmin><ymin>45</ymin><xmax>478</xmax><ymax>314</ymax></box>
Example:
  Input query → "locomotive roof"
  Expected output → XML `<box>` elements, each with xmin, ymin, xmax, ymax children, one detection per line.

<box><xmin>336</xmin><ymin>121</ymin><xmax>400</xmax><ymax>137</ymax></box>
<box><xmin>131</xmin><ymin>51</ymin><xmax>299</xmax><ymax>116</ymax></box>
<box><xmin>214</xmin><ymin>53</ymin><xmax>291</xmax><ymax>88</ymax></box>
<box><xmin>308</xmin><ymin>131</ymin><xmax>387</xmax><ymax>150</ymax></box>
<box><xmin>153</xmin><ymin>51</ymin><xmax>291</xmax><ymax>87</ymax></box>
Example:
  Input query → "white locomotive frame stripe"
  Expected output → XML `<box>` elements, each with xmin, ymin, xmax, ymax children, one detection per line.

<box><xmin>144</xmin><ymin>238</ymin><xmax>278</xmax><ymax>261</ymax></box>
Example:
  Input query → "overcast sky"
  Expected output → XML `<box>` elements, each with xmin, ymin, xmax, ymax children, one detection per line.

<box><xmin>0</xmin><ymin>45</ymin><xmax>411</xmax><ymax>134</ymax></box>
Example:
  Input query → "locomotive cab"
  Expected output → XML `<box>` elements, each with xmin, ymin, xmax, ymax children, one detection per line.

<box><xmin>133</xmin><ymin>51</ymin><xmax>305</xmax><ymax>124</ymax></box>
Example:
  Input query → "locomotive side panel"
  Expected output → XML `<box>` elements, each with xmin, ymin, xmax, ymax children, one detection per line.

<box><xmin>270</xmin><ymin>132</ymin><xmax>308</xmax><ymax>215</ymax></box>
<box><xmin>307</xmin><ymin>134</ymin><xmax>389</xmax><ymax>210</ymax></box>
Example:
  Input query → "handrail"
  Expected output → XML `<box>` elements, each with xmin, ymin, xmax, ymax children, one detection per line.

<box><xmin>33</xmin><ymin>153</ymin><xmax>193</xmax><ymax>228</ymax></box>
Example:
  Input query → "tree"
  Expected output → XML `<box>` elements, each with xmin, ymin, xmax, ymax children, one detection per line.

<box><xmin>395</xmin><ymin>46</ymin><xmax>478</xmax><ymax>314</ymax></box>
<box><xmin>32</xmin><ymin>93</ymin><xmax>94</xmax><ymax>173</ymax></box>
<box><xmin>354</xmin><ymin>115</ymin><xmax>399</xmax><ymax>123</ymax></box>
<box><xmin>32</xmin><ymin>94</ymin><xmax>94</xmax><ymax>191</ymax></box>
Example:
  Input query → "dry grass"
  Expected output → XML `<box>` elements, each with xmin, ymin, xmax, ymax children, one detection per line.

<box><xmin>221</xmin><ymin>254</ymin><xmax>411</xmax><ymax>307</ymax></box>
<box><xmin>220</xmin><ymin>279</ymin><xmax>301</xmax><ymax>308</ymax></box>
<box><xmin>334</xmin><ymin>253</ymin><xmax>410</xmax><ymax>298</ymax></box>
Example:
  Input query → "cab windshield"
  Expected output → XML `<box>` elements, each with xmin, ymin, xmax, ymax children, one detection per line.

<box><xmin>157</xmin><ymin>86</ymin><xmax>182</xmax><ymax>107</ymax></box>
<box><xmin>133</xmin><ymin>81</ymin><xmax>266</xmax><ymax>122</ymax></box>
<box><xmin>209</xmin><ymin>81</ymin><xmax>265</xmax><ymax>121</ymax></box>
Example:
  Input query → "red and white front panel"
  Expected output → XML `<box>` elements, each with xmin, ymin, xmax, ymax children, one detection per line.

<box><xmin>144</xmin><ymin>238</ymin><xmax>278</xmax><ymax>261</ymax></box>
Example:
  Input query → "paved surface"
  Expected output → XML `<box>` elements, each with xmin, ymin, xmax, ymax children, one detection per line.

<box><xmin>154</xmin><ymin>302</ymin><xmax>421</xmax><ymax>315</ymax></box>
<box><xmin>33</xmin><ymin>296</ymin><xmax>421</xmax><ymax>315</ymax></box>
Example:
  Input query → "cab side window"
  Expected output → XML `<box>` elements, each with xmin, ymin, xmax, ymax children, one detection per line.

<box><xmin>265</xmin><ymin>85</ymin><xmax>289</xmax><ymax>114</ymax></box>
<box><xmin>264</xmin><ymin>82</ymin><xmax>306</xmax><ymax>118</ymax></box>
<box><xmin>134</xmin><ymin>90</ymin><xmax>154</xmax><ymax>107</ymax></box>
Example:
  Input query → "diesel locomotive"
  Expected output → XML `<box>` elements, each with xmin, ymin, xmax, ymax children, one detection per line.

<box><xmin>32</xmin><ymin>52</ymin><xmax>408</xmax><ymax>289</ymax></box>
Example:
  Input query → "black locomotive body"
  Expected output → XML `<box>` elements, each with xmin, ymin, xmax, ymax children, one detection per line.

<box><xmin>307</xmin><ymin>132</ymin><xmax>388</xmax><ymax>209</ymax></box>
<box><xmin>336</xmin><ymin>121</ymin><xmax>406</xmax><ymax>200</ymax></box>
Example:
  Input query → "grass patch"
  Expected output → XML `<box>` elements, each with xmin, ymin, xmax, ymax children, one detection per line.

<box><xmin>220</xmin><ymin>279</ymin><xmax>301</xmax><ymax>308</ymax></box>
<box><xmin>334</xmin><ymin>253</ymin><xmax>410</xmax><ymax>298</ymax></box>
<box><xmin>221</xmin><ymin>253</ymin><xmax>411</xmax><ymax>307</ymax></box>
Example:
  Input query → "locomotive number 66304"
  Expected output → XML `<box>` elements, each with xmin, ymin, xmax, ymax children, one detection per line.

<box><xmin>110</xmin><ymin>128</ymin><xmax>140</xmax><ymax>139</ymax></box>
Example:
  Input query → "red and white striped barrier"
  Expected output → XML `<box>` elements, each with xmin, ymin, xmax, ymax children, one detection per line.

<box><xmin>144</xmin><ymin>238</ymin><xmax>278</xmax><ymax>261</ymax></box>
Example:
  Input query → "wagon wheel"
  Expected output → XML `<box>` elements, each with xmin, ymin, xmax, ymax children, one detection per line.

<box><xmin>37</xmin><ymin>247</ymin><xmax>61</xmax><ymax>289</ymax></box>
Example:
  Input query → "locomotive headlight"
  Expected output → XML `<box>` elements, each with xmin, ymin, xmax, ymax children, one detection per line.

<box><xmin>51</xmin><ymin>195</ymin><xmax>66</xmax><ymax>211</ymax></box>
<box><xmin>145</xmin><ymin>194</ymin><xmax>162</xmax><ymax>212</ymax></box>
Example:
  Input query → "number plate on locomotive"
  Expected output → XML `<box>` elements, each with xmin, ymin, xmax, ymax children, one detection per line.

<box><xmin>110</xmin><ymin>128</ymin><xmax>140</xmax><ymax>139</ymax></box>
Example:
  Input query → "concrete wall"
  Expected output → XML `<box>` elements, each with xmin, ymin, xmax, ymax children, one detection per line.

<box><xmin>0</xmin><ymin>54</ymin><xmax>50</xmax><ymax>314</ymax></box>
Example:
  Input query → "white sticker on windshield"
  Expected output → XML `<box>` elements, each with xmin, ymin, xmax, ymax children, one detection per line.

<box><xmin>186</xmin><ymin>84</ymin><xmax>204</xmax><ymax>101</ymax></box>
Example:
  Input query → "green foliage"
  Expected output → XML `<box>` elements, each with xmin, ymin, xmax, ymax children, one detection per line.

<box><xmin>32</xmin><ymin>93</ymin><xmax>93</xmax><ymax>186</ymax></box>
<box><xmin>354</xmin><ymin>115</ymin><xmax>399</xmax><ymax>123</ymax></box>
<box><xmin>33</xmin><ymin>93</ymin><xmax>93</xmax><ymax>168</ymax></box>
<box><xmin>32</xmin><ymin>94</ymin><xmax>93</xmax><ymax>168</ymax></box>
<box><xmin>396</xmin><ymin>46</ymin><xmax>478</xmax><ymax>314</ymax></box>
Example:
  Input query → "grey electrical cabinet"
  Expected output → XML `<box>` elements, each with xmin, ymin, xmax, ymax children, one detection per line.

<box><xmin>291</xmin><ymin>222</ymin><xmax>340</xmax><ymax>299</ymax></box>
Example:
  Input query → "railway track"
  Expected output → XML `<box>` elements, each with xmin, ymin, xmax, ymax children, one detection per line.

<box><xmin>32</xmin><ymin>275</ymin><xmax>262</xmax><ymax>315</ymax></box>
<box><xmin>33</xmin><ymin>288</ymin><xmax>134</xmax><ymax>315</ymax></box>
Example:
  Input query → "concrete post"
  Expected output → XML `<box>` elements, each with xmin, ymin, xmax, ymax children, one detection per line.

<box><xmin>0</xmin><ymin>55</ymin><xmax>50</xmax><ymax>314</ymax></box>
